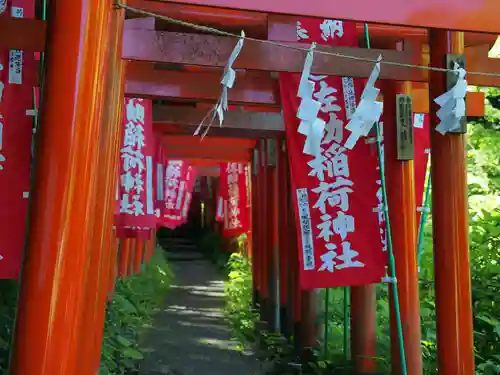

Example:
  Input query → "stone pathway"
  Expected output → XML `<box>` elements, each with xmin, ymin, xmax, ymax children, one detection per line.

<box><xmin>139</xmin><ymin>238</ymin><xmax>261</xmax><ymax>375</ymax></box>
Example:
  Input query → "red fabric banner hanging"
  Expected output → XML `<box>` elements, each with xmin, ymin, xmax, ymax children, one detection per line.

<box><xmin>162</xmin><ymin>161</ymin><xmax>197</xmax><ymax>228</ymax></box>
<box><xmin>153</xmin><ymin>135</ymin><xmax>166</xmax><ymax>228</ymax></box>
<box><xmin>0</xmin><ymin>0</ymin><xmax>36</xmax><ymax>279</ymax></box>
<box><xmin>220</xmin><ymin>162</ymin><xmax>249</xmax><ymax>238</ymax></box>
<box><xmin>163</xmin><ymin>160</ymin><xmax>186</xmax><ymax>229</ymax></box>
<box><xmin>115</xmin><ymin>98</ymin><xmax>156</xmax><ymax>239</ymax></box>
<box><xmin>279</xmin><ymin>18</ymin><xmax>387</xmax><ymax>289</ymax></box>
<box><xmin>181</xmin><ymin>166</ymin><xmax>197</xmax><ymax>224</ymax></box>
<box><xmin>413</xmin><ymin>112</ymin><xmax>430</xmax><ymax>225</ymax></box>
<box><xmin>215</xmin><ymin>177</ymin><xmax>225</xmax><ymax>223</ymax></box>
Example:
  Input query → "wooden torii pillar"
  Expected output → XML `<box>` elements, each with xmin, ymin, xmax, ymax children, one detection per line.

<box><xmin>428</xmin><ymin>30</ymin><xmax>474</xmax><ymax>375</ymax></box>
<box><xmin>9</xmin><ymin>1</ymin><xmax>123</xmax><ymax>375</ymax></box>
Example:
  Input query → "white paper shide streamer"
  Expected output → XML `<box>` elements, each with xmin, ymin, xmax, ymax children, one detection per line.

<box><xmin>296</xmin><ymin>43</ymin><xmax>325</xmax><ymax>158</ymax></box>
<box><xmin>434</xmin><ymin>63</ymin><xmax>467</xmax><ymax>135</ymax></box>
<box><xmin>344</xmin><ymin>55</ymin><xmax>383</xmax><ymax>149</ymax></box>
<box><xmin>194</xmin><ymin>31</ymin><xmax>245</xmax><ymax>138</ymax></box>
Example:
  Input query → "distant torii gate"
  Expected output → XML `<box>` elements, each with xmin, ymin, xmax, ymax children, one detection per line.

<box><xmin>1</xmin><ymin>1</ymin><xmax>499</xmax><ymax>375</ymax></box>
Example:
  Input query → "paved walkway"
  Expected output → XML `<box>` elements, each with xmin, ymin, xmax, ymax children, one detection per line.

<box><xmin>139</xmin><ymin>238</ymin><xmax>261</xmax><ymax>375</ymax></box>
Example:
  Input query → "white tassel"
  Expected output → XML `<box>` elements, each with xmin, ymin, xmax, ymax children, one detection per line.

<box><xmin>194</xmin><ymin>31</ymin><xmax>245</xmax><ymax>138</ymax></box>
<box><xmin>344</xmin><ymin>55</ymin><xmax>383</xmax><ymax>150</ymax></box>
<box><xmin>296</xmin><ymin>44</ymin><xmax>325</xmax><ymax>158</ymax></box>
<box><xmin>434</xmin><ymin>63</ymin><xmax>467</xmax><ymax>135</ymax></box>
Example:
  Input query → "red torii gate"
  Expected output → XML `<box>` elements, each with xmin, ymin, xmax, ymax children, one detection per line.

<box><xmin>0</xmin><ymin>0</ymin><xmax>499</xmax><ymax>375</ymax></box>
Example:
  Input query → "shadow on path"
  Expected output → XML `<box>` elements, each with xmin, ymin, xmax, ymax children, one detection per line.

<box><xmin>140</xmin><ymin>238</ymin><xmax>261</xmax><ymax>375</ymax></box>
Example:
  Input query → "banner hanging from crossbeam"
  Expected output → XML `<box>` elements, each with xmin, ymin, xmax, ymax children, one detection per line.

<box><xmin>280</xmin><ymin>18</ymin><xmax>388</xmax><ymax>289</ymax></box>
<box><xmin>115</xmin><ymin>98</ymin><xmax>156</xmax><ymax>239</ymax></box>
<box><xmin>181</xmin><ymin>165</ymin><xmax>197</xmax><ymax>224</ymax></box>
<box><xmin>218</xmin><ymin>162</ymin><xmax>249</xmax><ymax>237</ymax></box>
<box><xmin>215</xmin><ymin>179</ymin><xmax>225</xmax><ymax>223</ymax></box>
<box><xmin>162</xmin><ymin>160</ymin><xmax>197</xmax><ymax>229</ymax></box>
<box><xmin>153</xmin><ymin>135</ymin><xmax>166</xmax><ymax>227</ymax></box>
<box><xmin>0</xmin><ymin>0</ymin><xmax>36</xmax><ymax>279</ymax></box>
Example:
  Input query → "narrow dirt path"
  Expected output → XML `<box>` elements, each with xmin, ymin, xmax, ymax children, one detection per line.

<box><xmin>139</xmin><ymin>238</ymin><xmax>261</xmax><ymax>375</ymax></box>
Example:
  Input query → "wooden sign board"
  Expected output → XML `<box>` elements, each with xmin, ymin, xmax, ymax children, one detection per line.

<box><xmin>396</xmin><ymin>94</ymin><xmax>414</xmax><ymax>161</ymax></box>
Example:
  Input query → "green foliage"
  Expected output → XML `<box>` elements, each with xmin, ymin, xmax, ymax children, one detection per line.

<box><xmin>224</xmin><ymin>253</ymin><xmax>259</xmax><ymax>346</ymax></box>
<box><xmin>0</xmin><ymin>280</ymin><xmax>18</xmax><ymax>374</ymax></box>
<box><xmin>319</xmin><ymin>88</ymin><xmax>500</xmax><ymax>374</ymax></box>
<box><xmin>197</xmin><ymin>230</ymin><xmax>231</xmax><ymax>270</ymax></box>
<box><xmin>100</xmin><ymin>249</ymin><xmax>173</xmax><ymax>374</ymax></box>
<box><xmin>221</xmin><ymin>87</ymin><xmax>500</xmax><ymax>375</ymax></box>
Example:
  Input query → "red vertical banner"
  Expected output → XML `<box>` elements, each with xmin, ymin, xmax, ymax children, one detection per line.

<box><xmin>279</xmin><ymin>18</ymin><xmax>387</xmax><ymax>289</ymax></box>
<box><xmin>115</xmin><ymin>98</ymin><xmax>156</xmax><ymax>239</ymax></box>
<box><xmin>181</xmin><ymin>165</ymin><xmax>197</xmax><ymax>224</ymax></box>
<box><xmin>163</xmin><ymin>160</ymin><xmax>186</xmax><ymax>228</ymax></box>
<box><xmin>220</xmin><ymin>162</ymin><xmax>249</xmax><ymax>237</ymax></box>
<box><xmin>163</xmin><ymin>161</ymin><xmax>197</xmax><ymax>228</ymax></box>
<box><xmin>215</xmin><ymin>177</ymin><xmax>225</xmax><ymax>222</ymax></box>
<box><xmin>0</xmin><ymin>0</ymin><xmax>36</xmax><ymax>279</ymax></box>
<box><xmin>153</xmin><ymin>136</ymin><xmax>165</xmax><ymax>227</ymax></box>
<box><xmin>413</xmin><ymin>113</ymin><xmax>431</xmax><ymax>224</ymax></box>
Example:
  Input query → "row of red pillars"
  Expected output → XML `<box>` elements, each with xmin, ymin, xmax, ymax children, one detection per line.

<box><xmin>246</xmin><ymin>33</ymin><xmax>473</xmax><ymax>375</ymax></box>
<box><xmin>4</xmin><ymin>0</ymin><xmax>474</xmax><ymax>374</ymax></box>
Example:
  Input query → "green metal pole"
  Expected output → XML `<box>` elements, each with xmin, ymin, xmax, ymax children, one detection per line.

<box><xmin>343</xmin><ymin>287</ymin><xmax>350</xmax><ymax>364</ymax></box>
<box><xmin>417</xmin><ymin>164</ymin><xmax>432</xmax><ymax>269</ymax></box>
<box><xmin>324</xmin><ymin>288</ymin><xmax>330</xmax><ymax>357</ymax></box>
<box><xmin>365</xmin><ymin>23</ymin><xmax>408</xmax><ymax>375</ymax></box>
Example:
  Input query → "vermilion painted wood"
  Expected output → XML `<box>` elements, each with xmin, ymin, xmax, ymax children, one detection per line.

<box><xmin>78</xmin><ymin>3</ymin><xmax>119</xmax><ymax>374</ymax></box>
<box><xmin>118</xmin><ymin>238</ymin><xmax>131</xmax><ymax>277</ymax></box>
<box><xmin>267</xmin><ymin>15</ymin><xmax>498</xmax><ymax>49</ymax></box>
<box><xmin>161</xmin><ymin>135</ymin><xmax>256</xmax><ymax>150</ymax></box>
<box><xmin>465</xmin><ymin>44</ymin><xmax>500</xmax><ymax>87</ymax></box>
<box><xmin>122</xmin><ymin>30</ymin><xmax>425</xmax><ymax>82</ymax></box>
<box><xmin>384</xmin><ymin>81</ymin><xmax>422</xmax><ymax>375</ymax></box>
<box><xmin>172</xmin><ymin>158</ymin><xmax>225</xmax><ymax>167</ymax></box>
<box><xmin>429</xmin><ymin>31</ymin><xmax>475</xmax><ymax>375</ymax></box>
<box><xmin>0</xmin><ymin>17</ymin><xmax>46</xmax><ymax>51</ymax></box>
<box><xmin>163</xmin><ymin>148</ymin><xmax>251</xmax><ymax>160</ymax></box>
<box><xmin>153</xmin><ymin>106</ymin><xmax>284</xmax><ymax>136</ymax></box>
<box><xmin>125</xmin><ymin>62</ymin><xmax>280</xmax><ymax>105</ymax></box>
<box><xmin>10</xmin><ymin>1</ymin><xmax>113</xmax><ymax>374</ymax></box>
<box><xmin>134</xmin><ymin>239</ymin><xmax>145</xmax><ymax>274</ymax></box>
<box><xmin>163</xmin><ymin>0</ymin><xmax>500</xmax><ymax>33</ymax></box>
<box><xmin>128</xmin><ymin>238</ymin><xmax>137</xmax><ymax>276</ymax></box>
<box><xmin>127</xmin><ymin>0</ymin><xmax>268</xmax><ymax>36</ymax></box>
<box><xmin>350</xmin><ymin>286</ymin><xmax>377</xmax><ymax>373</ymax></box>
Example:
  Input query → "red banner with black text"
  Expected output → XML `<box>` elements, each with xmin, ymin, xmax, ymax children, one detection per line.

<box><xmin>279</xmin><ymin>18</ymin><xmax>388</xmax><ymax>289</ymax></box>
<box><xmin>0</xmin><ymin>0</ymin><xmax>36</xmax><ymax>279</ymax></box>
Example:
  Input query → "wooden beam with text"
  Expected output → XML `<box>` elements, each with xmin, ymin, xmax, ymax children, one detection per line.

<box><xmin>122</xmin><ymin>30</ymin><xmax>425</xmax><ymax>82</ymax></box>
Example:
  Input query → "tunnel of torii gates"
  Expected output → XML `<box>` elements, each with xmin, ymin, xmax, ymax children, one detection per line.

<box><xmin>1</xmin><ymin>0</ymin><xmax>500</xmax><ymax>375</ymax></box>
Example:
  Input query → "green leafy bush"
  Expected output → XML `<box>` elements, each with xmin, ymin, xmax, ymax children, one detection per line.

<box><xmin>100</xmin><ymin>248</ymin><xmax>172</xmax><ymax>374</ymax></box>
<box><xmin>0</xmin><ymin>280</ymin><xmax>18</xmax><ymax>374</ymax></box>
<box><xmin>224</xmin><ymin>253</ymin><xmax>259</xmax><ymax>346</ymax></box>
